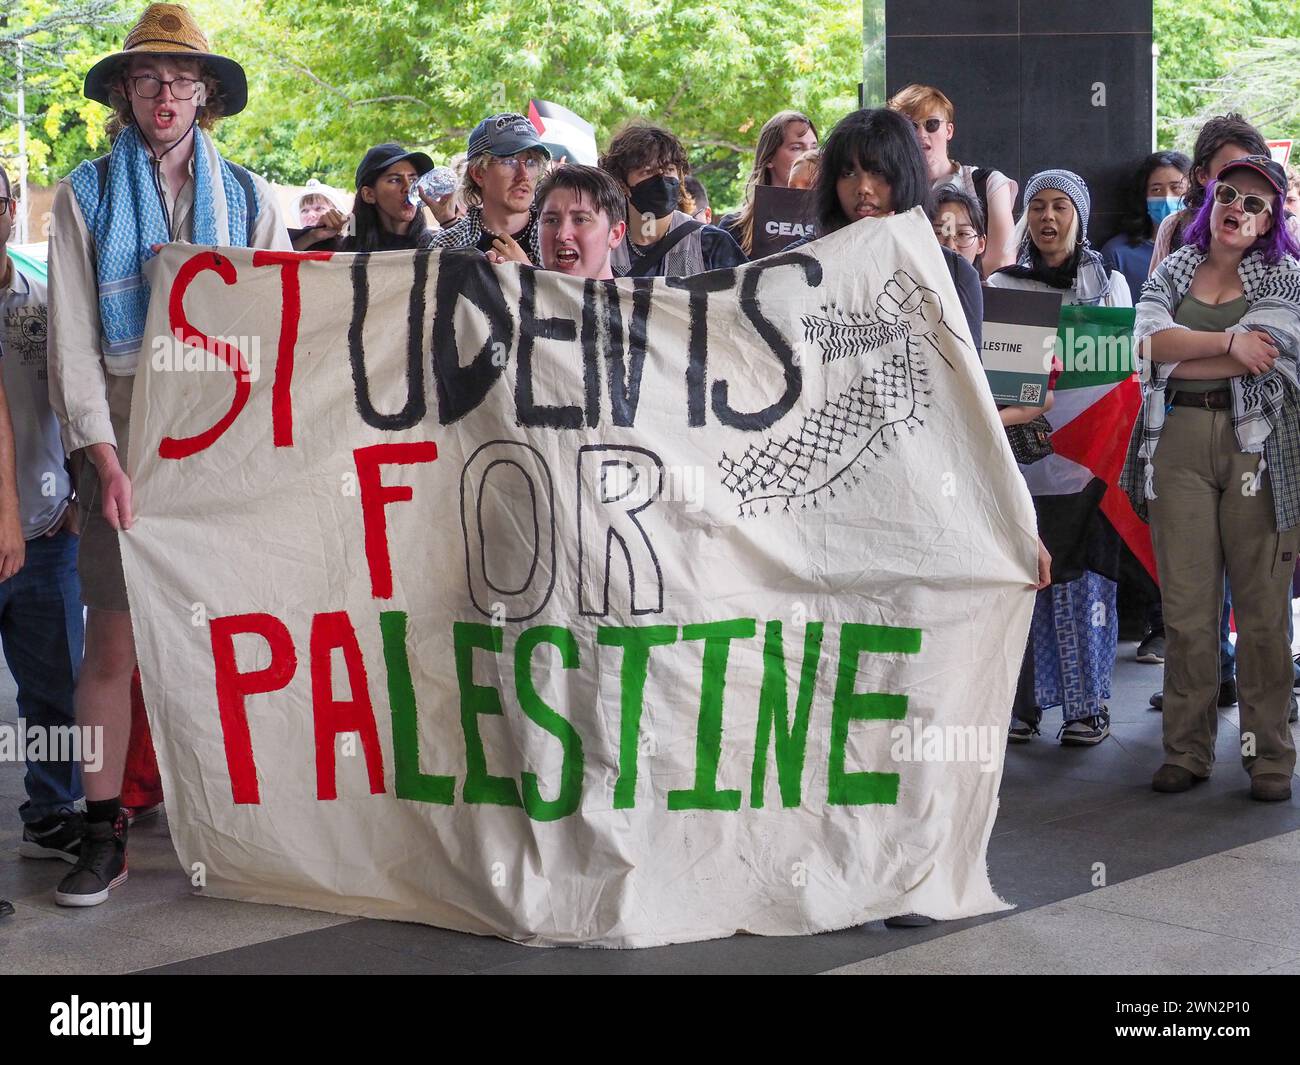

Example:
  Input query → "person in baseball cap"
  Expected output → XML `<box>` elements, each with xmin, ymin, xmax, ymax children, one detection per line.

<box><xmin>429</xmin><ymin>112</ymin><xmax>551</xmax><ymax>265</ymax></box>
<box><xmin>340</xmin><ymin>142</ymin><xmax>437</xmax><ymax>253</ymax></box>
<box><xmin>1121</xmin><ymin>150</ymin><xmax>1300</xmax><ymax>802</ymax></box>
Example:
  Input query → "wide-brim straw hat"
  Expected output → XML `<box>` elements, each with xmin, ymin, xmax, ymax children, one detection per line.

<box><xmin>83</xmin><ymin>3</ymin><xmax>248</xmax><ymax>116</ymax></box>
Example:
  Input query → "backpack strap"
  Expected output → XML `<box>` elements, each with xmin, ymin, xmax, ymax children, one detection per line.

<box><xmin>623</xmin><ymin>220</ymin><xmax>704</xmax><ymax>278</ymax></box>
<box><xmin>223</xmin><ymin>161</ymin><xmax>258</xmax><ymax>245</ymax></box>
<box><xmin>96</xmin><ymin>151</ymin><xmax>258</xmax><ymax>245</ymax></box>
<box><xmin>972</xmin><ymin>166</ymin><xmax>991</xmax><ymax>223</ymax></box>
<box><xmin>93</xmin><ymin>154</ymin><xmax>111</xmax><ymax>199</ymax></box>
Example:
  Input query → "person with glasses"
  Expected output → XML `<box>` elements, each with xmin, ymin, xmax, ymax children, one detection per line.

<box><xmin>1142</xmin><ymin>117</ymin><xmax>1283</xmax><ymax>712</ymax></box>
<box><xmin>430</xmin><ymin>112</ymin><xmax>550</xmax><ymax>266</ymax></box>
<box><xmin>46</xmin><ymin>3</ymin><xmax>289</xmax><ymax>908</ymax></box>
<box><xmin>340</xmin><ymin>144</ymin><xmax>437</xmax><ymax>253</ymax></box>
<box><xmin>930</xmin><ymin>183</ymin><xmax>987</xmax><ymax>274</ymax></box>
<box><xmin>599</xmin><ymin>122</ymin><xmax>745</xmax><ymax>278</ymax></box>
<box><xmin>1150</xmin><ymin>114</ymin><xmax>1280</xmax><ymax>273</ymax></box>
<box><xmin>1121</xmin><ymin>156</ymin><xmax>1300</xmax><ymax>801</ymax></box>
<box><xmin>888</xmin><ymin>84</ymin><xmax>1018</xmax><ymax>277</ymax></box>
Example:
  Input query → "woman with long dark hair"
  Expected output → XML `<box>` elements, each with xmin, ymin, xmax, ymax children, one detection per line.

<box><xmin>1101</xmin><ymin>150</ymin><xmax>1190</xmax><ymax>299</ymax></box>
<box><xmin>339</xmin><ymin>142</ymin><xmax>436</xmax><ymax>253</ymax></box>
<box><xmin>1122</xmin><ymin>156</ymin><xmax>1300</xmax><ymax>801</ymax></box>
<box><xmin>717</xmin><ymin>110</ymin><xmax>818</xmax><ymax>256</ymax></box>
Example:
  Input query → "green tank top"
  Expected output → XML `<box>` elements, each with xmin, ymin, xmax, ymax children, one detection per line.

<box><xmin>1170</xmin><ymin>295</ymin><xmax>1248</xmax><ymax>393</ymax></box>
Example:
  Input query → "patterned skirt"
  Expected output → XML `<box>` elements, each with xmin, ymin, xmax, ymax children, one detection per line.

<box><xmin>1030</xmin><ymin>571</ymin><xmax>1118</xmax><ymax>722</ymax></box>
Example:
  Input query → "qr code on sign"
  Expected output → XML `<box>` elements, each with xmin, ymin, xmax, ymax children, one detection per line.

<box><xmin>1019</xmin><ymin>382</ymin><xmax>1043</xmax><ymax>404</ymax></box>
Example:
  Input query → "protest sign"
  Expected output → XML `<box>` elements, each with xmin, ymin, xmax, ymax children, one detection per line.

<box><xmin>121</xmin><ymin>209</ymin><xmax>1037</xmax><ymax>947</ymax></box>
<box><xmin>749</xmin><ymin>185</ymin><xmax>816</xmax><ymax>258</ymax></box>
<box><xmin>980</xmin><ymin>286</ymin><xmax>1063</xmax><ymax>407</ymax></box>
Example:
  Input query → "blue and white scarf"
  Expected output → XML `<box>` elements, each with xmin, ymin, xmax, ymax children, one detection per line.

<box><xmin>66</xmin><ymin>124</ymin><xmax>254</xmax><ymax>366</ymax></box>
<box><xmin>1131</xmin><ymin>243</ymin><xmax>1300</xmax><ymax>499</ymax></box>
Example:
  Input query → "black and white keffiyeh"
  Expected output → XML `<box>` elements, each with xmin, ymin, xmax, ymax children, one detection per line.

<box><xmin>429</xmin><ymin>203</ymin><xmax>542</xmax><ymax>265</ymax></box>
<box><xmin>1126</xmin><ymin>244</ymin><xmax>1300</xmax><ymax>504</ymax></box>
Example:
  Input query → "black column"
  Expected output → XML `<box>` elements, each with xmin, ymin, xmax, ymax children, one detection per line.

<box><xmin>882</xmin><ymin>1</ymin><xmax>1153</xmax><ymax>246</ymax></box>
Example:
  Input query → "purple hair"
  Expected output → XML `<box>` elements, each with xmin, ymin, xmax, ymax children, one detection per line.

<box><xmin>1182</xmin><ymin>177</ymin><xmax>1300</xmax><ymax>264</ymax></box>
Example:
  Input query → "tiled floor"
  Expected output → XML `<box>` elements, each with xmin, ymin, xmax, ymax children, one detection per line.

<box><xmin>2</xmin><ymin>638</ymin><xmax>1298</xmax><ymax>975</ymax></box>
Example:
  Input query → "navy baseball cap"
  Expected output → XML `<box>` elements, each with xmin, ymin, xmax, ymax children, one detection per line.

<box><xmin>1217</xmin><ymin>155</ymin><xmax>1287</xmax><ymax>197</ymax></box>
<box><xmin>467</xmin><ymin>113</ymin><xmax>551</xmax><ymax>160</ymax></box>
<box><xmin>355</xmin><ymin>143</ymin><xmax>435</xmax><ymax>190</ymax></box>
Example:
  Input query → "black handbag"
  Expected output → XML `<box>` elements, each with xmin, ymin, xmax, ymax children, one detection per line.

<box><xmin>1006</xmin><ymin>414</ymin><xmax>1054</xmax><ymax>464</ymax></box>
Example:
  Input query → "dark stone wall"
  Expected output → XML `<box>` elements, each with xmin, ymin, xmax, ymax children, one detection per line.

<box><xmin>884</xmin><ymin>1</ymin><xmax>1154</xmax><ymax>246</ymax></box>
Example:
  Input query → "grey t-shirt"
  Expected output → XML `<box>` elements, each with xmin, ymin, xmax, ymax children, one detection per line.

<box><xmin>2</xmin><ymin>266</ymin><xmax>72</xmax><ymax>538</ymax></box>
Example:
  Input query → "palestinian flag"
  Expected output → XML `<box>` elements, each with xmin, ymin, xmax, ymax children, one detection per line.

<box><xmin>528</xmin><ymin>99</ymin><xmax>598</xmax><ymax>165</ymax></box>
<box><xmin>1021</xmin><ymin>306</ymin><xmax>1156</xmax><ymax>582</ymax></box>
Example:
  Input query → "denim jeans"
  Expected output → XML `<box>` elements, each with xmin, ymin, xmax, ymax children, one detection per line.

<box><xmin>0</xmin><ymin>530</ymin><xmax>84</xmax><ymax>823</ymax></box>
<box><xmin>1220</xmin><ymin>581</ymin><xmax>1235</xmax><ymax>684</ymax></box>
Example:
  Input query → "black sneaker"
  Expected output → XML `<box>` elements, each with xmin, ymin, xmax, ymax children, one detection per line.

<box><xmin>1008</xmin><ymin>718</ymin><xmax>1039</xmax><ymax>743</ymax></box>
<box><xmin>0</xmin><ymin>897</ymin><xmax>13</xmax><ymax>918</ymax></box>
<box><xmin>1135</xmin><ymin>632</ymin><xmax>1166</xmax><ymax>664</ymax></box>
<box><xmin>18</xmin><ymin>811</ymin><xmax>84</xmax><ymax>864</ymax></box>
<box><xmin>884</xmin><ymin>914</ymin><xmax>934</xmax><ymax>928</ymax></box>
<box><xmin>1150</xmin><ymin>682</ymin><xmax>1237</xmax><ymax>712</ymax></box>
<box><xmin>54</xmin><ymin>811</ymin><xmax>128</xmax><ymax>908</ymax></box>
<box><xmin>1059</xmin><ymin>710</ymin><xmax>1111</xmax><ymax>746</ymax></box>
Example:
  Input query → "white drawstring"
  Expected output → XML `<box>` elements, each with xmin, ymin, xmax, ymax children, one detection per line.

<box><xmin>1143</xmin><ymin>461</ymin><xmax>1157</xmax><ymax>500</ymax></box>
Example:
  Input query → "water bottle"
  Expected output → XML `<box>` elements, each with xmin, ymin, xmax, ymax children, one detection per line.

<box><xmin>408</xmin><ymin>167</ymin><xmax>458</xmax><ymax>205</ymax></box>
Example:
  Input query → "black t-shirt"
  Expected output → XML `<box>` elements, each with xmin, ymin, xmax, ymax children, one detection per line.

<box><xmin>475</xmin><ymin>225</ymin><xmax>530</xmax><ymax>255</ymax></box>
<box><xmin>716</xmin><ymin>209</ymin><xmax>743</xmax><ymax>243</ymax></box>
<box><xmin>337</xmin><ymin>226</ymin><xmax>435</xmax><ymax>253</ymax></box>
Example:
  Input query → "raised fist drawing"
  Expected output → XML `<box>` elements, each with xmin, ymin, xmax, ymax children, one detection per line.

<box><xmin>874</xmin><ymin>270</ymin><xmax>943</xmax><ymax>338</ymax></box>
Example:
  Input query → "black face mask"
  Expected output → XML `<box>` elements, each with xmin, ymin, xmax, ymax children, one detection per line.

<box><xmin>629</xmin><ymin>175</ymin><xmax>680</xmax><ymax>220</ymax></box>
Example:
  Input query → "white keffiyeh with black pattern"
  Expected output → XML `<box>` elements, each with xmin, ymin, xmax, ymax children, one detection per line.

<box><xmin>1133</xmin><ymin>244</ymin><xmax>1300</xmax><ymax>500</ymax></box>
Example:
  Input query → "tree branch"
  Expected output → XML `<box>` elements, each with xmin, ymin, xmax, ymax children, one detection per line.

<box><xmin>279</xmin><ymin>57</ymin><xmax>431</xmax><ymax>110</ymax></box>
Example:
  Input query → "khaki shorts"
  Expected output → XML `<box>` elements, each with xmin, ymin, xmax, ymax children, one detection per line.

<box><xmin>76</xmin><ymin>373</ymin><xmax>134</xmax><ymax>612</ymax></box>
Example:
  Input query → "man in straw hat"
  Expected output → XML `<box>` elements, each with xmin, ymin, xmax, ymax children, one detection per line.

<box><xmin>46</xmin><ymin>3</ymin><xmax>289</xmax><ymax>907</ymax></box>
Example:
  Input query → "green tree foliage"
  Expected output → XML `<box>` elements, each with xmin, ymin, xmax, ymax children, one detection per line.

<box><xmin>199</xmin><ymin>0</ymin><xmax>861</xmax><ymax>211</ymax></box>
<box><xmin>1154</xmin><ymin>0</ymin><xmax>1300</xmax><ymax>150</ymax></box>
<box><xmin>0</xmin><ymin>0</ymin><xmax>131</xmax><ymax>184</ymax></box>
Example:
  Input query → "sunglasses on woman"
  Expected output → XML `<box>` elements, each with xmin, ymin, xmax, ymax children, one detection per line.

<box><xmin>1212</xmin><ymin>181</ymin><xmax>1272</xmax><ymax>216</ymax></box>
<box><xmin>910</xmin><ymin>118</ymin><xmax>944</xmax><ymax>134</ymax></box>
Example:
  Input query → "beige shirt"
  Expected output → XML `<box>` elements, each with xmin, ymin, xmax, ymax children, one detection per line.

<box><xmin>47</xmin><ymin>142</ymin><xmax>290</xmax><ymax>455</ymax></box>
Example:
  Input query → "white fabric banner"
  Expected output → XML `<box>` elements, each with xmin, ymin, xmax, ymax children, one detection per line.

<box><xmin>121</xmin><ymin>208</ymin><xmax>1037</xmax><ymax>947</ymax></box>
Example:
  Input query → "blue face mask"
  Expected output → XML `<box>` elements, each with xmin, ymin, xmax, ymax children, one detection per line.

<box><xmin>1146</xmin><ymin>195</ymin><xmax>1182</xmax><ymax>226</ymax></box>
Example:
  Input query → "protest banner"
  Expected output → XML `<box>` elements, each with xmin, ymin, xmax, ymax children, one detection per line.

<box><xmin>749</xmin><ymin>185</ymin><xmax>816</xmax><ymax>258</ymax></box>
<box><xmin>979</xmin><ymin>286</ymin><xmax>1063</xmax><ymax>407</ymax></box>
<box><xmin>120</xmin><ymin>209</ymin><xmax>1037</xmax><ymax>947</ymax></box>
